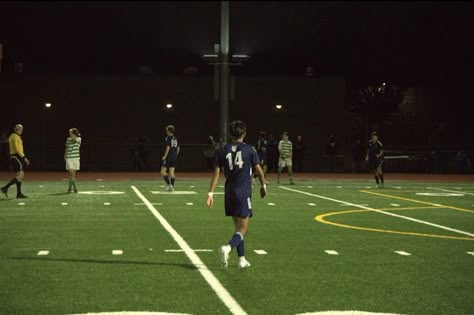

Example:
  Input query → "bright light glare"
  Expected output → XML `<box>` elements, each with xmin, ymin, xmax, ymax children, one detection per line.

<box><xmin>166</xmin><ymin>103</ymin><xmax>173</xmax><ymax>109</ymax></box>
<box><xmin>45</xmin><ymin>103</ymin><xmax>52</xmax><ymax>108</ymax></box>
<box><xmin>275</xmin><ymin>104</ymin><xmax>282</xmax><ymax>109</ymax></box>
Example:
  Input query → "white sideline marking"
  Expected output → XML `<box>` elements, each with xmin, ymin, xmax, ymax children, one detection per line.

<box><xmin>131</xmin><ymin>186</ymin><xmax>248</xmax><ymax>315</ymax></box>
<box><xmin>279</xmin><ymin>186</ymin><xmax>474</xmax><ymax>238</ymax></box>
<box><xmin>307</xmin><ymin>186</ymin><xmax>313</xmax><ymax>188</ymax></box>
<box><xmin>429</xmin><ymin>187</ymin><xmax>474</xmax><ymax>196</ymax></box>
<box><xmin>79</xmin><ymin>191</ymin><xmax>124</xmax><ymax>195</ymax></box>
<box><xmin>467</xmin><ymin>252</ymin><xmax>474</xmax><ymax>256</ymax></box>
<box><xmin>219</xmin><ymin>185</ymin><xmax>224</xmax><ymax>188</ymax></box>
<box><xmin>267</xmin><ymin>203</ymin><xmax>275</xmax><ymax>206</ymax></box>
<box><xmin>254</xmin><ymin>250</ymin><xmax>267</xmax><ymax>255</ymax></box>
<box><xmin>18</xmin><ymin>202</ymin><xmax>25</xmax><ymax>206</ymax></box>
<box><xmin>394</xmin><ymin>251</ymin><xmax>411</xmax><ymax>256</ymax></box>
<box><xmin>186</xmin><ymin>202</ymin><xmax>193</xmax><ymax>206</ymax></box>
<box><xmin>112</xmin><ymin>250</ymin><xmax>123</xmax><ymax>255</ymax></box>
<box><xmin>296</xmin><ymin>311</ymin><xmax>404</xmax><ymax>315</ymax></box>
<box><xmin>104</xmin><ymin>202</ymin><xmax>111</xmax><ymax>206</ymax></box>
<box><xmin>165</xmin><ymin>249</ymin><xmax>213</xmax><ymax>253</ymax></box>
<box><xmin>390</xmin><ymin>204</ymin><xmax>400</xmax><ymax>207</ymax></box>
<box><xmin>365</xmin><ymin>187</ymin><xmax>372</xmax><ymax>189</ymax></box>
<box><xmin>134</xmin><ymin>203</ymin><xmax>162</xmax><ymax>206</ymax></box>
<box><xmin>68</xmin><ymin>312</ymin><xmax>192</xmax><ymax>315</ymax></box>
<box><xmin>151</xmin><ymin>191</ymin><xmax>197</xmax><ymax>195</ymax></box>
<box><xmin>336</xmin><ymin>186</ymin><xmax>342</xmax><ymax>189</ymax></box>
<box><xmin>189</xmin><ymin>185</ymin><xmax>195</xmax><ymax>188</ymax></box>
<box><xmin>308</xmin><ymin>203</ymin><xmax>316</xmax><ymax>206</ymax></box>
<box><xmin>325</xmin><ymin>250</ymin><xmax>339</xmax><ymax>255</ymax></box>
<box><xmin>417</xmin><ymin>192</ymin><xmax>464</xmax><ymax>197</ymax></box>
<box><xmin>37</xmin><ymin>250</ymin><xmax>50</xmax><ymax>256</ymax></box>
<box><xmin>100</xmin><ymin>185</ymin><xmax>105</xmax><ymax>188</ymax></box>
<box><xmin>395</xmin><ymin>187</ymin><xmax>402</xmax><ymax>189</ymax></box>
<box><xmin>39</xmin><ymin>185</ymin><xmax>44</xmax><ymax>188</ymax></box>
<box><xmin>160</xmin><ymin>185</ymin><xmax>165</xmax><ymax>188</ymax></box>
<box><xmin>61</xmin><ymin>202</ymin><xmax>68</xmax><ymax>206</ymax></box>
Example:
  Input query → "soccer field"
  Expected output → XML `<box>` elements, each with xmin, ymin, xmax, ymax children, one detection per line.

<box><xmin>0</xmin><ymin>173</ymin><xmax>473</xmax><ymax>315</ymax></box>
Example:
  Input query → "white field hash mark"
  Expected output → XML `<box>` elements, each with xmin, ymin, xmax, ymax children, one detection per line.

<box><xmin>37</xmin><ymin>251</ymin><xmax>50</xmax><ymax>256</ymax></box>
<box><xmin>395</xmin><ymin>251</ymin><xmax>412</xmax><ymax>256</ymax></box>
<box><xmin>254</xmin><ymin>250</ymin><xmax>267</xmax><ymax>255</ymax></box>
<box><xmin>467</xmin><ymin>252</ymin><xmax>474</xmax><ymax>256</ymax></box>
<box><xmin>131</xmin><ymin>186</ymin><xmax>248</xmax><ymax>315</ymax></box>
<box><xmin>325</xmin><ymin>250</ymin><xmax>339</xmax><ymax>255</ymax></box>
<box><xmin>280</xmin><ymin>186</ymin><xmax>474</xmax><ymax>238</ymax></box>
<box><xmin>112</xmin><ymin>250</ymin><xmax>123</xmax><ymax>255</ymax></box>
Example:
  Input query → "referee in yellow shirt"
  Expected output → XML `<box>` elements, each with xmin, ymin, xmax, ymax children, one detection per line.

<box><xmin>1</xmin><ymin>124</ymin><xmax>30</xmax><ymax>198</ymax></box>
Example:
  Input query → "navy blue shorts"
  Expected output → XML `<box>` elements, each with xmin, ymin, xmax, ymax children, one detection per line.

<box><xmin>369</xmin><ymin>158</ymin><xmax>383</xmax><ymax>171</ymax></box>
<box><xmin>161</xmin><ymin>159</ymin><xmax>177</xmax><ymax>169</ymax></box>
<box><xmin>225</xmin><ymin>193</ymin><xmax>253</xmax><ymax>218</ymax></box>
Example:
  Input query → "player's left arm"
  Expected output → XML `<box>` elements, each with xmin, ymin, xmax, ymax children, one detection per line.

<box><xmin>255</xmin><ymin>164</ymin><xmax>267</xmax><ymax>198</ymax></box>
<box><xmin>177</xmin><ymin>145</ymin><xmax>180</xmax><ymax>156</ymax></box>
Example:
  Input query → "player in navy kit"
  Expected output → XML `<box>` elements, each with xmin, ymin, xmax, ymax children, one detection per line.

<box><xmin>207</xmin><ymin>120</ymin><xmax>267</xmax><ymax>269</ymax></box>
<box><xmin>253</xmin><ymin>131</ymin><xmax>268</xmax><ymax>183</ymax></box>
<box><xmin>365</xmin><ymin>131</ymin><xmax>385</xmax><ymax>187</ymax></box>
<box><xmin>160</xmin><ymin>125</ymin><xmax>180</xmax><ymax>191</ymax></box>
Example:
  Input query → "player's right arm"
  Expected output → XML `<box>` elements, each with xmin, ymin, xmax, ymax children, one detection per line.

<box><xmin>207</xmin><ymin>167</ymin><xmax>220</xmax><ymax>208</ymax></box>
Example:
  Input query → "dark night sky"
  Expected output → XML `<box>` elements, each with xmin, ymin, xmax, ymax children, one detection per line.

<box><xmin>1</xmin><ymin>1</ymin><xmax>473</xmax><ymax>83</ymax></box>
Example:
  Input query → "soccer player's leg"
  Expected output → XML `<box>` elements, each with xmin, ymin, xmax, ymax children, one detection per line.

<box><xmin>2</xmin><ymin>157</ymin><xmax>21</xmax><ymax>197</ymax></box>
<box><xmin>168</xmin><ymin>165</ymin><xmax>176</xmax><ymax>191</ymax></box>
<box><xmin>377</xmin><ymin>160</ymin><xmax>384</xmax><ymax>187</ymax></box>
<box><xmin>160</xmin><ymin>160</ymin><xmax>171</xmax><ymax>190</ymax></box>
<box><xmin>287</xmin><ymin>158</ymin><xmax>295</xmax><ymax>184</ymax></box>
<box><xmin>277</xmin><ymin>159</ymin><xmax>285</xmax><ymax>184</ymax></box>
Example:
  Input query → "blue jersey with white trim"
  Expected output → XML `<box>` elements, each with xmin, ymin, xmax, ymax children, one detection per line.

<box><xmin>215</xmin><ymin>142</ymin><xmax>260</xmax><ymax>197</ymax></box>
<box><xmin>165</xmin><ymin>136</ymin><xmax>179</xmax><ymax>161</ymax></box>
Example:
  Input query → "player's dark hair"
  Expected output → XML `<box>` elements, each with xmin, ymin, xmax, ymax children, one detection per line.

<box><xmin>229</xmin><ymin>120</ymin><xmax>246</xmax><ymax>140</ymax></box>
<box><xmin>282</xmin><ymin>131</ymin><xmax>289</xmax><ymax>136</ymax></box>
<box><xmin>70</xmin><ymin>128</ymin><xmax>81</xmax><ymax>137</ymax></box>
<box><xmin>371</xmin><ymin>131</ymin><xmax>378</xmax><ymax>136</ymax></box>
<box><xmin>166</xmin><ymin>125</ymin><xmax>175</xmax><ymax>134</ymax></box>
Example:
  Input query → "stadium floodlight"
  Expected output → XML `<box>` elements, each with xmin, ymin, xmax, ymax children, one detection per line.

<box><xmin>45</xmin><ymin>103</ymin><xmax>52</xmax><ymax>108</ymax></box>
<box><xmin>166</xmin><ymin>103</ymin><xmax>173</xmax><ymax>109</ymax></box>
<box><xmin>275</xmin><ymin>104</ymin><xmax>283</xmax><ymax>110</ymax></box>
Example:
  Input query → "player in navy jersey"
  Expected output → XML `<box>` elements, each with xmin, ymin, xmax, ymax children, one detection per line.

<box><xmin>253</xmin><ymin>131</ymin><xmax>268</xmax><ymax>183</ymax></box>
<box><xmin>365</xmin><ymin>131</ymin><xmax>385</xmax><ymax>187</ymax></box>
<box><xmin>207</xmin><ymin>120</ymin><xmax>267</xmax><ymax>269</ymax></box>
<box><xmin>160</xmin><ymin>125</ymin><xmax>180</xmax><ymax>191</ymax></box>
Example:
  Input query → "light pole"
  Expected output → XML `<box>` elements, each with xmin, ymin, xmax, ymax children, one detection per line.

<box><xmin>202</xmin><ymin>1</ymin><xmax>250</xmax><ymax>142</ymax></box>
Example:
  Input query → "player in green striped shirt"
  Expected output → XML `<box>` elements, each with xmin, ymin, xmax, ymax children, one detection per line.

<box><xmin>64</xmin><ymin>128</ymin><xmax>81</xmax><ymax>193</ymax></box>
<box><xmin>277</xmin><ymin>131</ymin><xmax>295</xmax><ymax>185</ymax></box>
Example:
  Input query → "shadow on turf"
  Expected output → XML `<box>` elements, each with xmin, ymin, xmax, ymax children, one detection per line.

<box><xmin>8</xmin><ymin>256</ymin><xmax>196</xmax><ymax>270</ymax></box>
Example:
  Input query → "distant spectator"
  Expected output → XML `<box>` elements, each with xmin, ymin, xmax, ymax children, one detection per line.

<box><xmin>326</xmin><ymin>133</ymin><xmax>337</xmax><ymax>172</ymax></box>
<box><xmin>293</xmin><ymin>135</ymin><xmax>306</xmax><ymax>173</ymax></box>
<box><xmin>352</xmin><ymin>136</ymin><xmax>365</xmax><ymax>173</ymax></box>
<box><xmin>0</xmin><ymin>132</ymin><xmax>9</xmax><ymax>171</ymax></box>
<box><xmin>204</xmin><ymin>136</ymin><xmax>217</xmax><ymax>170</ymax></box>
<box><xmin>266</xmin><ymin>134</ymin><xmax>278</xmax><ymax>172</ymax></box>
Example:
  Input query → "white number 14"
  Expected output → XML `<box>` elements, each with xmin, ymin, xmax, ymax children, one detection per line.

<box><xmin>226</xmin><ymin>151</ymin><xmax>244</xmax><ymax>170</ymax></box>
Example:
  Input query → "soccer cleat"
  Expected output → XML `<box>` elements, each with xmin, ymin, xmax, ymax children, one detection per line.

<box><xmin>169</xmin><ymin>185</ymin><xmax>174</xmax><ymax>192</ymax></box>
<box><xmin>290</xmin><ymin>181</ymin><xmax>295</xmax><ymax>185</ymax></box>
<box><xmin>219</xmin><ymin>245</ymin><xmax>231</xmax><ymax>268</ymax></box>
<box><xmin>67</xmin><ymin>189</ymin><xmax>72</xmax><ymax>194</ymax></box>
<box><xmin>1</xmin><ymin>186</ymin><xmax>8</xmax><ymax>198</ymax></box>
<box><xmin>16</xmin><ymin>194</ymin><xmax>28</xmax><ymax>199</ymax></box>
<box><xmin>166</xmin><ymin>184</ymin><xmax>172</xmax><ymax>192</ymax></box>
<box><xmin>73</xmin><ymin>188</ymin><xmax>78</xmax><ymax>193</ymax></box>
<box><xmin>238</xmin><ymin>258</ymin><xmax>251</xmax><ymax>269</ymax></box>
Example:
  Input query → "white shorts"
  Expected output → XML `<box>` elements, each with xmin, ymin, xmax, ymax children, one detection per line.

<box><xmin>278</xmin><ymin>157</ymin><xmax>292</xmax><ymax>168</ymax></box>
<box><xmin>66</xmin><ymin>158</ymin><xmax>80</xmax><ymax>171</ymax></box>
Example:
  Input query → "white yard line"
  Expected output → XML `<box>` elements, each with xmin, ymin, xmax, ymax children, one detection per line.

<box><xmin>131</xmin><ymin>186</ymin><xmax>247</xmax><ymax>315</ymax></box>
<box><xmin>429</xmin><ymin>187</ymin><xmax>474</xmax><ymax>196</ymax></box>
<box><xmin>279</xmin><ymin>186</ymin><xmax>474</xmax><ymax>238</ymax></box>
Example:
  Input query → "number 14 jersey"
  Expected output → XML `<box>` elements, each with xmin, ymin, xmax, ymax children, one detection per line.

<box><xmin>214</xmin><ymin>142</ymin><xmax>261</xmax><ymax>197</ymax></box>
